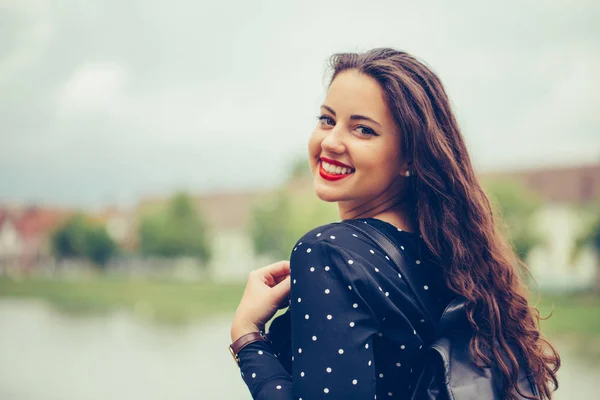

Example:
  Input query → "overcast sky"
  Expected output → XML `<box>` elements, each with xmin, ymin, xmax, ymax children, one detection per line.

<box><xmin>1</xmin><ymin>0</ymin><xmax>599</xmax><ymax>209</ymax></box>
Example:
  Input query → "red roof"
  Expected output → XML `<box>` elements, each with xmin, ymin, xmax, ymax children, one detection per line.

<box><xmin>483</xmin><ymin>163</ymin><xmax>600</xmax><ymax>204</ymax></box>
<box><xmin>0</xmin><ymin>209</ymin><xmax>7</xmax><ymax>226</ymax></box>
<box><xmin>14</xmin><ymin>207</ymin><xmax>72</xmax><ymax>241</ymax></box>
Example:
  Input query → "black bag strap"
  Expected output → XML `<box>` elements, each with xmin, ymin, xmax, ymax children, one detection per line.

<box><xmin>340</xmin><ymin>219</ymin><xmax>440</xmax><ymax>330</ymax></box>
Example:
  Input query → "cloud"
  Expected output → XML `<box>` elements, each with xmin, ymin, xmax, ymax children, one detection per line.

<box><xmin>471</xmin><ymin>42</ymin><xmax>600</xmax><ymax>170</ymax></box>
<box><xmin>57</xmin><ymin>62</ymin><xmax>127</xmax><ymax>117</ymax></box>
<box><xmin>0</xmin><ymin>0</ymin><xmax>54</xmax><ymax>86</ymax></box>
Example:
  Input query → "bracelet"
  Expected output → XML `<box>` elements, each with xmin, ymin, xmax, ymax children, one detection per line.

<box><xmin>228</xmin><ymin>330</ymin><xmax>268</xmax><ymax>366</ymax></box>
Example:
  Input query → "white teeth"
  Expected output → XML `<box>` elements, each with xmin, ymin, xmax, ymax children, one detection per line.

<box><xmin>321</xmin><ymin>160</ymin><xmax>353</xmax><ymax>175</ymax></box>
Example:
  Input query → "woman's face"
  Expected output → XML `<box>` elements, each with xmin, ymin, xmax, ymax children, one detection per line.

<box><xmin>308</xmin><ymin>69</ymin><xmax>408</xmax><ymax>209</ymax></box>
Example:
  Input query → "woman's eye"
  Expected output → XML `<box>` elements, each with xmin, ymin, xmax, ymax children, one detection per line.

<box><xmin>316</xmin><ymin>115</ymin><xmax>378</xmax><ymax>137</ymax></box>
<box><xmin>317</xmin><ymin>115</ymin><xmax>334</xmax><ymax>126</ymax></box>
<box><xmin>356</xmin><ymin>126</ymin><xmax>378</xmax><ymax>136</ymax></box>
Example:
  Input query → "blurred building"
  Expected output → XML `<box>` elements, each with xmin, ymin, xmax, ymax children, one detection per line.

<box><xmin>138</xmin><ymin>190</ymin><xmax>277</xmax><ymax>282</ymax></box>
<box><xmin>0</xmin><ymin>206</ymin><xmax>72</xmax><ymax>274</ymax></box>
<box><xmin>0</xmin><ymin>209</ymin><xmax>21</xmax><ymax>271</ymax></box>
<box><xmin>197</xmin><ymin>190</ymin><xmax>274</xmax><ymax>281</ymax></box>
<box><xmin>484</xmin><ymin>163</ymin><xmax>600</xmax><ymax>205</ymax></box>
<box><xmin>485</xmin><ymin>163</ymin><xmax>600</xmax><ymax>291</ymax></box>
<box><xmin>90</xmin><ymin>206</ymin><xmax>137</xmax><ymax>251</ymax></box>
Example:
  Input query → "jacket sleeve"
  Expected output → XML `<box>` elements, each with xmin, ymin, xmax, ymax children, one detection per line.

<box><xmin>236</xmin><ymin>236</ymin><xmax>381</xmax><ymax>399</ymax></box>
<box><xmin>237</xmin><ymin>339</ymin><xmax>293</xmax><ymax>400</ymax></box>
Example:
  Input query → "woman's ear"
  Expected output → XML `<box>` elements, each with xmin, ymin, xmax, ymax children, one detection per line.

<box><xmin>398</xmin><ymin>160</ymin><xmax>413</xmax><ymax>177</ymax></box>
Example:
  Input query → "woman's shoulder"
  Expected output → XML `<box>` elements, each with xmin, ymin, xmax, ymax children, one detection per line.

<box><xmin>291</xmin><ymin>218</ymin><xmax>418</xmax><ymax>251</ymax></box>
<box><xmin>289</xmin><ymin>219</ymin><xmax>437</xmax><ymax>327</ymax></box>
<box><xmin>292</xmin><ymin>220</ymin><xmax>353</xmax><ymax>247</ymax></box>
<box><xmin>289</xmin><ymin>218</ymin><xmax>419</xmax><ymax>268</ymax></box>
<box><xmin>291</xmin><ymin>219</ymin><xmax>374</xmax><ymax>253</ymax></box>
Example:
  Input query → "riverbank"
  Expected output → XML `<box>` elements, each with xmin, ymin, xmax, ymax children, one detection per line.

<box><xmin>0</xmin><ymin>276</ymin><xmax>245</xmax><ymax>324</ymax></box>
<box><xmin>1</xmin><ymin>276</ymin><xmax>599</xmax><ymax>341</ymax></box>
<box><xmin>535</xmin><ymin>291</ymin><xmax>600</xmax><ymax>362</ymax></box>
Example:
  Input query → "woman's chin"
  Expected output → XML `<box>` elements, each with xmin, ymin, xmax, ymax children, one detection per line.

<box><xmin>313</xmin><ymin>182</ymin><xmax>344</xmax><ymax>203</ymax></box>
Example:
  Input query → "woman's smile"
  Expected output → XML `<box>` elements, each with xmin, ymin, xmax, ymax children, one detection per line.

<box><xmin>319</xmin><ymin>158</ymin><xmax>355</xmax><ymax>181</ymax></box>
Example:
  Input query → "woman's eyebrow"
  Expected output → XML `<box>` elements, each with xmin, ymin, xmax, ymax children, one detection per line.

<box><xmin>321</xmin><ymin>104</ymin><xmax>382</xmax><ymax>127</ymax></box>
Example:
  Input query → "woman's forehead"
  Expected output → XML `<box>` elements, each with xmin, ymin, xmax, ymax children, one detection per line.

<box><xmin>325</xmin><ymin>70</ymin><xmax>394</xmax><ymax>125</ymax></box>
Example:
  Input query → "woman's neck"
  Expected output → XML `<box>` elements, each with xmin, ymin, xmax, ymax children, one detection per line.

<box><xmin>337</xmin><ymin>196</ymin><xmax>416</xmax><ymax>233</ymax></box>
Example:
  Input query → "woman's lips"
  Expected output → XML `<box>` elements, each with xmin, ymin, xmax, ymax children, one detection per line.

<box><xmin>320</xmin><ymin>157</ymin><xmax>353</xmax><ymax>169</ymax></box>
<box><xmin>319</xmin><ymin>160</ymin><xmax>354</xmax><ymax>181</ymax></box>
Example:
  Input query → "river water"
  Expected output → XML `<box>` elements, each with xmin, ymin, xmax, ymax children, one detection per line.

<box><xmin>0</xmin><ymin>299</ymin><xmax>595</xmax><ymax>399</ymax></box>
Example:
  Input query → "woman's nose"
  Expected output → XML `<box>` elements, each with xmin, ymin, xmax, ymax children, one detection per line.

<box><xmin>321</xmin><ymin>126</ymin><xmax>346</xmax><ymax>154</ymax></box>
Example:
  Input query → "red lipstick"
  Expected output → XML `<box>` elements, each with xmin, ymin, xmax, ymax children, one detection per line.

<box><xmin>320</xmin><ymin>157</ymin><xmax>353</xmax><ymax>169</ymax></box>
<box><xmin>319</xmin><ymin>157</ymin><xmax>354</xmax><ymax>181</ymax></box>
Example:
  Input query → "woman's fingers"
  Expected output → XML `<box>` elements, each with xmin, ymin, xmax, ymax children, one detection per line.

<box><xmin>256</xmin><ymin>260</ymin><xmax>290</xmax><ymax>285</ymax></box>
<box><xmin>273</xmin><ymin>274</ymin><xmax>289</xmax><ymax>285</ymax></box>
<box><xmin>271</xmin><ymin>275</ymin><xmax>291</xmax><ymax>306</ymax></box>
<box><xmin>265</xmin><ymin>260</ymin><xmax>290</xmax><ymax>276</ymax></box>
<box><xmin>254</xmin><ymin>261</ymin><xmax>291</xmax><ymax>299</ymax></box>
<box><xmin>233</xmin><ymin>260</ymin><xmax>292</xmax><ymax>330</ymax></box>
<box><xmin>253</xmin><ymin>260</ymin><xmax>286</xmax><ymax>274</ymax></box>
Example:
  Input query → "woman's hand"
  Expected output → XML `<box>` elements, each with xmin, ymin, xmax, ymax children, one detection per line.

<box><xmin>230</xmin><ymin>260</ymin><xmax>291</xmax><ymax>342</ymax></box>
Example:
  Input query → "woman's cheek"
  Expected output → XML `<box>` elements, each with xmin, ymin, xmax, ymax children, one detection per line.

<box><xmin>307</xmin><ymin>132</ymin><xmax>321</xmax><ymax>166</ymax></box>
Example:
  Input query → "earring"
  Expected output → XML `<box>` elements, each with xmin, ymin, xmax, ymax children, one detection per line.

<box><xmin>405</xmin><ymin>170</ymin><xmax>411</xmax><ymax>177</ymax></box>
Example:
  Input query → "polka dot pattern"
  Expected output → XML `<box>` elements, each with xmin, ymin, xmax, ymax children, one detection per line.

<box><xmin>235</xmin><ymin>218</ymin><xmax>454</xmax><ymax>400</ymax></box>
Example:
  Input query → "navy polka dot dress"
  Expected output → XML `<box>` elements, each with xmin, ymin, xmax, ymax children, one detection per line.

<box><xmin>236</xmin><ymin>217</ymin><xmax>455</xmax><ymax>399</ymax></box>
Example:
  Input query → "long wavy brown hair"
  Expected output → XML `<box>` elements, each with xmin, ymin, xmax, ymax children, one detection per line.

<box><xmin>327</xmin><ymin>48</ymin><xmax>560</xmax><ymax>399</ymax></box>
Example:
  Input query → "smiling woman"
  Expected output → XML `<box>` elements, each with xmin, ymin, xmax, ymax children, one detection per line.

<box><xmin>308</xmin><ymin>69</ymin><xmax>410</xmax><ymax>218</ymax></box>
<box><xmin>229</xmin><ymin>48</ymin><xmax>560</xmax><ymax>400</ymax></box>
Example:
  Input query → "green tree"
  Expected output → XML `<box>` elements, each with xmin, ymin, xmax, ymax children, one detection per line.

<box><xmin>84</xmin><ymin>224</ymin><xmax>117</xmax><ymax>266</ymax></box>
<box><xmin>250</xmin><ymin>189</ymin><xmax>293</xmax><ymax>259</ymax></box>
<box><xmin>138</xmin><ymin>192</ymin><xmax>211</xmax><ymax>264</ymax></box>
<box><xmin>250</xmin><ymin>156</ymin><xmax>338</xmax><ymax>259</ymax></box>
<box><xmin>50</xmin><ymin>215</ymin><xmax>117</xmax><ymax>267</ymax></box>
<box><xmin>572</xmin><ymin>204</ymin><xmax>600</xmax><ymax>291</ymax></box>
<box><xmin>288</xmin><ymin>156</ymin><xmax>311</xmax><ymax>181</ymax></box>
<box><xmin>51</xmin><ymin>215</ymin><xmax>87</xmax><ymax>259</ymax></box>
<box><xmin>484</xmin><ymin>179</ymin><xmax>544</xmax><ymax>261</ymax></box>
<box><xmin>249</xmin><ymin>188</ymin><xmax>338</xmax><ymax>260</ymax></box>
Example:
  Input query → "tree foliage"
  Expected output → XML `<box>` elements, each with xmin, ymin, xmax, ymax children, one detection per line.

<box><xmin>138</xmin><ymin>192</ymin><xmax>211</xmax><ymax>264</ymax></box>
<box><xmin>50</xmin><ymin>215</ymin><xmax>117</xmax><ymax>267</ymax></box>
<box><xmin>484</xmin><ymin>179</ymin><xmax>544</xmax><ymax>261</ymax></box>
<box><xmin>249</xmin><ymin>188</ymin><xmax>338</xmax><ymax>260</ymax></box>
<box><xmin>289</xmin><ymin>157</ymin><xmax>312</xmax><ymax>181</ymax></box>
<box><xmin>575</xmin><ymin>204</ymin><xmax>600</xmax><ymax>253</ymax></box>
<box><xmin>250</xmin><ymin>189</ymin><xmax>293</xmax><ymax>260</ymax></box>
<box><xmin>572</xmin><ymin>203</ymin><xmax>600</xmax><ymax>263</ymax></box>
<box><xmin>569</xmin><ymin>202</ymin><xmax>600</xmax><ymax>292</ymax></box>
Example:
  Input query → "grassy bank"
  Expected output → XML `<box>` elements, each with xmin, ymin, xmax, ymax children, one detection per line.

<box><xmin>535</xmin><ymin>291</ymin><xmax>600</xmax><ymax>361</ymax></box>
<box><xmin>536</xmin><ymin>292</ymin><xmax>600</xmax><ymax>336</ymax></box>
<box><xmin>1</xmin><ymin>276</ymin><xmax>599</xmax><ymax>338</ymax></box>
<box><xmin>0</xmin><ymin>276</ymin><xmax>246</xmax><ymax>324</ymax></box>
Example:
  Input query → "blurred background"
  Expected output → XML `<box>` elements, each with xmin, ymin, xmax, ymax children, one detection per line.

<box><xmin>1</xmin><ymin>0</ymin><xmax>599</xmax><ymax>398</ymax></box>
